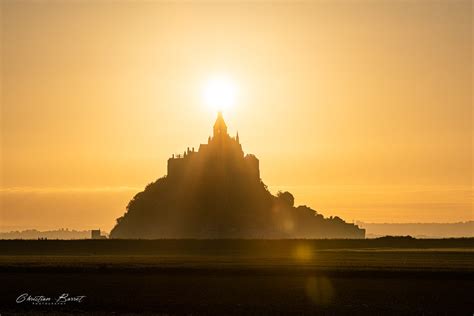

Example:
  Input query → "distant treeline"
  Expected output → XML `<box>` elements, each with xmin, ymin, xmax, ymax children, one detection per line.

<box><xmin>357</xmin><ymin>221</ymin><xmax>474</xmax><ymax>238</ymax></box>
<box><xmin>0</xmin><ymin>229</ymin><xmax>90</xmax><ymax>240</ymax></box>
<box><xmin>0</xmin><ymin>237</ymin><xmax>473</xmax><ymax>256</ymax></box>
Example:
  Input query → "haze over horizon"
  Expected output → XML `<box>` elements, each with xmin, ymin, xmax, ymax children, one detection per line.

<box><xmin>1</xmin><ymin>1</ymin><xmax>472</xmax><ymax>232</ymax></box>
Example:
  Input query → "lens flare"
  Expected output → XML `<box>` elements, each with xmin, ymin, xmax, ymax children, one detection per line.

<box><xmin>306</xmin><ymin>277</ymin><xmax>335</xmax><ymax>305</ymax></box>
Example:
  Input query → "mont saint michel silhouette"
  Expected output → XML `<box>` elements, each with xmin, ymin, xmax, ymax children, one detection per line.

<box><xmin>110</xmin><ymin>112</ymin><xmax>365</xmax><ymax>238</ymax></box>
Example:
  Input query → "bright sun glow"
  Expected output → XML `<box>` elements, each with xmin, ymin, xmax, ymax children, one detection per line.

<box><xmin>203</xmin><ymin>76</ymin><xmax>237</xmax><ymax>113</ymax></box>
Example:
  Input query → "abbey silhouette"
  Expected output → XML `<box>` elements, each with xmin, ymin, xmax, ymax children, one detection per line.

<box><xmin>110</xmin><ymin>113</ymin><xmax>365</xmax><ymax>238</ymax></box>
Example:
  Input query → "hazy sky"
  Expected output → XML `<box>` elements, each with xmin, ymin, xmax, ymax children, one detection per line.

<box><xmin>1</xmin><ymin>1</ymin><xmax>472</xmax><ymax>232</ymax></box>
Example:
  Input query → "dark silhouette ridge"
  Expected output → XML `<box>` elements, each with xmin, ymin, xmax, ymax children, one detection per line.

<box><xmin>110</xmin><ymin>113</ymin><xmax>365</xmax><ymax>238</ymax></box>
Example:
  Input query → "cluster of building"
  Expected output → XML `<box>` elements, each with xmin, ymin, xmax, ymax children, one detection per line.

<box><xmin>167</xmin><ymin>111</ymin><xmax>259</xmax><ymax>179</ymax></box>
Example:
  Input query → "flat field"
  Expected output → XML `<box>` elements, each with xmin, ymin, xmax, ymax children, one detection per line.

<box><xmin>0</xmin><ymin>239</ymin><xmax>473</xmax><ymax>315</ymax></box>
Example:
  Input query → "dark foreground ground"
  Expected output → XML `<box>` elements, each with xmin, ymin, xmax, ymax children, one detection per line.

<box><xmin>0</xmin><ymin>238</ymin><xmax>473</xmax><ymax>315</ymax></box>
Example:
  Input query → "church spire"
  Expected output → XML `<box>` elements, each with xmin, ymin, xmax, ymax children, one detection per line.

<box><xmin>236</xmin><ymin>131</ymin><xmax>240</xmax><ymax>143</ymax></box>
<box><xmin>213</xmin><ymin>111</ymin><xmax>228</xmax><ymax>138</ymax></box>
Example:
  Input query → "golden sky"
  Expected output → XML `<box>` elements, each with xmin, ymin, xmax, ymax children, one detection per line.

<box><xmin>1</xmin><ymin>1</ymin><xmax>472</xmax><ymax>231</ymax></box>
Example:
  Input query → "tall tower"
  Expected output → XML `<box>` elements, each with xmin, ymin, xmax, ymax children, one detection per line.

<box><xmin>213</xmin><ymin>111</ymin><xmax>228</xmax><ymax>138</ymax></box>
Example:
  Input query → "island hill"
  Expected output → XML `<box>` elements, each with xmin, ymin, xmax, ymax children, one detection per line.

<box><xmin>110</xmin><ymin>113</ymin><xmax>365</xmax><ymax>239</ymax></box>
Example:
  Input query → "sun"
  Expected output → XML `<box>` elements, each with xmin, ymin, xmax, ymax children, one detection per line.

<box><xmin>202</xmin><ymin>76</ymin><xmax>237</xmax><ymax>113</ymax></box>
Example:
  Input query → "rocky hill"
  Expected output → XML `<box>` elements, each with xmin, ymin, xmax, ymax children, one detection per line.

<box><xmin>110</xmin><ymin>113</ymin><xmax>364</xmax><ymax>239</ymax></box>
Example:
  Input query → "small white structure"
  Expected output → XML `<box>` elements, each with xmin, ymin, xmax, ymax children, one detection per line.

<box><xmin>91</xmin><ymin>229</ymin><xmax>107</xmax><ymax>239</ymax></box>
